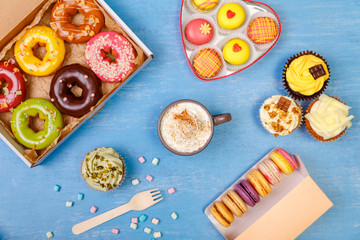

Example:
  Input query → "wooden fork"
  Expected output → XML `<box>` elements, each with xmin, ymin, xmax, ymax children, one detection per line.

<box><xmin>72</xmin><ymin>188</ymin><xmax>163</xmax><ymax>235</ymax></box>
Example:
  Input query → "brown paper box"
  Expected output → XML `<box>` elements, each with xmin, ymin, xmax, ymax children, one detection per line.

<box><xmin>0</xmin><ymin>0</ymin><xmax>153</xmax><ymax>167</ymax></box>
<box><xmin>204</xmin><ymin>151</ymin><xmax>333</xmax><ymax>240</ymax></box>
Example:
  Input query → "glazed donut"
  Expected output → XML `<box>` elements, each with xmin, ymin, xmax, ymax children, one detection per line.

<box><xmin>11</xmin><ymin>98</ymin><xmax>63</xmax><ymax>150</ymax></box>
<box><xmin>50</xmin><ymin>0</ymin><xmax>105</xmax><ymax>43</ymax></box>
<box><xmin>85</xmin><ymin>31</ymin><xmax>136</xmax><ymax>83</ymax></box>
<box><xmin>0</xmin><ymin>60</ymin><xmax>27</xmax><ymax>112</ymax></box>
<box><xmin>14</xmin><ymin>26</ymin><xmax>66</xmax><ymax>76</ymax></box>
<box><xmin>49</xmin><ymin>64</ymin><xmax>102</xmax><ymax>118</ymax></box>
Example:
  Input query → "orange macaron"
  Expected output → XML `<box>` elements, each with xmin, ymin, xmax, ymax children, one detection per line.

<box><xmin>247</xmin><ymin>169</ymin><xmax>272</xmax><ymax>197</ymax></box>
<box><xmin>210</xmin><ymin>201</ymin><xmax>234</xmax><ymax>227</ymax></box>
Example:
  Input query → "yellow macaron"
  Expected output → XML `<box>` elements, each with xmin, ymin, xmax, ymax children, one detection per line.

<box><xmin>270</xmin><ymin>150</ymin><xmax>294</xmax><ymax>175</ymax></box>
<box><xmin>210</xmin><ymin>201</ymin><xmax>234</xmax><ymax>228</ymax></box>
<box><xmin>222</xmin><ymin>190</ymin><xmax>248</xmax><ymax>217</ymax></box>
<box><xmin>247</xmin><ymin>169</ymin><xmax>272</xmax><ymax>197</ymax></box>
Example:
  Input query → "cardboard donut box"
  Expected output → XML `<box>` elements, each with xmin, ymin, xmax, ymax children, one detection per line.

<box><xmin>0</xmin><ymin>0</ymin><xmax>153</xmax><ymax>167</ymax></box>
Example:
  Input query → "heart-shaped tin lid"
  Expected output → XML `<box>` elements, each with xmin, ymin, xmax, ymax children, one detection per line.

<box><xmin>181</xmin><ymin>0</ymin><xmax>281</xmax><ymax>81</ymax></box>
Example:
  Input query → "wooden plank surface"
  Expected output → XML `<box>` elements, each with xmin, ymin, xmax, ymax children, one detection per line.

<box><xmin>0</xmin><ymin>0</ymin><xmax>359</xmax><ymax>239</ymax></box>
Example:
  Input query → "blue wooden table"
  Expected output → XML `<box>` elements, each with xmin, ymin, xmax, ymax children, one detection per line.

<box><xmin>0</xmin><ymin>0</ymin><xmax>359</xmax><ymax>239</ymax></box>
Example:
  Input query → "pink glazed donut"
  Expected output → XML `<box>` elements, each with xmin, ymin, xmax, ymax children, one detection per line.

<box><xmin>85</xmin><ymin>31</ymin><xmax>136</xmax><ymax>83</ymax></box>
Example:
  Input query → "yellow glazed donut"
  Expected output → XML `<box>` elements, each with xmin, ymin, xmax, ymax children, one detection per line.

<box><xmin>217</xmin><ymin>3</ymin><xmax>246</xmax><ymax>30</ymax></box>
<box><xmin>223</xmin><ymin>38</ymin><xmax>250</xmax><ymax>65</ymax></box>
<box><xmin>14</xmin><ymin>26</ymin><xmax>65</xmax><ymax>76</ymax></box>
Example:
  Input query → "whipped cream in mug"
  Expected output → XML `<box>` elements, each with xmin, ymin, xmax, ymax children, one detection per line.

<box><xmin>160</xmin><ymin>102</ymin><xmax>212</xmax><ymax>153</ymax></box>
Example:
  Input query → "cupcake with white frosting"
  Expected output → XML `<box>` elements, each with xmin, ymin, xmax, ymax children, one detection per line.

<box><xmin>81</xmin><ymin>147</ymin><xmax>125</xmax><ymax>192</ymax></box>
<box><xmin>305</xmin><ymin>94</ymin><xmax>354</xmax><ymax>142</ymax></box>
<box><xmin>259</xmin><ymin>95</ymin><xmax>302</xmax><ymax>137</ymax></box>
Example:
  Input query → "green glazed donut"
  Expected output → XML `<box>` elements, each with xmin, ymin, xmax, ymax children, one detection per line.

<box><xmin>11</xmin><ymin>98</ymin><xmax>63</xmax><ymax>150</ymax></box>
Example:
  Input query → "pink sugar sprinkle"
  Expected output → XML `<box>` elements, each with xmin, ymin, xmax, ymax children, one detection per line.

<box><xmin>8</xmin><ymin>59</ymin><xmax>15</xmax><ymax>64</ymax></box>
<box><xmin>84</xmin><ymin>75</ymin><xmax>88</xmax><ymax>79</ymax></box>
<box><xmin>138</xmin><ymin>156</ymin><xmax>145</xmax><ymax>164</ymax></box>
<box><xmin>67</xmin><ymin>83</ymin><xmax>72</xmax><ymax>88</ymax></box>
<box><xmin>131</xmin><ymin>217</ymin><xmax>138</xmax><ymax>223</ymax></box>
<box><xmin>91</xmin><ymin>93</ymin><xmax>95</xmax><ymax>97</ymax></box>
<box><xmin>63</xmin><ymin>97</ymin><xmax>67</xmax><ymax>102</ymax></box>
<box><xmin>90</xmin><ymin>206</ymin><xmax>97</xmax><ymax>213</ymax></box>
<box><xmin>146</xmin><ymin>175</ymin><xmax>153</xmax><ymax>182</ymax></box>
<box><xmin>168</xmin><ymin>187</ymin><xmax>176</xmax><ymax>194</ymax></box>
<box><xmin>112</xmin><ymin>228</ymin><xmax>119</xmax><ymax>234</ymax></box>
<box><xmin>50</xmin><ymin>98</ymin><xmax>54</xmax><ymax>102</ymax></box>
<box><xmin>59</xmin><ymin>79</ymin><xmax>63</xmax><ymax>83</ymax></box>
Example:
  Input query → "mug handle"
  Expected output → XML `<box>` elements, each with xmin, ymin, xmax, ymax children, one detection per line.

<box><xmin>212</xmin><ymin>113</ymin><xmax>232</xmax><ymax>126</ymax></box>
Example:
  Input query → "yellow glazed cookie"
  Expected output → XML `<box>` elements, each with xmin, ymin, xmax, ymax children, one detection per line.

<box><xmin>223</xmin><ymin>38</ymin><xmax>250</xmax><ymax>65</ymax></box>
<box><xmin>191</xmin><ymin>0</ymin><xmax>219</xmax><ymax>12</ymax></box>
<box><xmin>286</xmin><ymin>54</ymin><xmax>329</xmax><ymax>96</ymax></box>
<box><xmin>217</xmin><ymin>3</ymin><xmax>246</xmax><ymax>30</ymax></box>
<box><xmin>15</xmin><ymin>26</ymin><xmax>65</xmax><ymax>76</ymax></box>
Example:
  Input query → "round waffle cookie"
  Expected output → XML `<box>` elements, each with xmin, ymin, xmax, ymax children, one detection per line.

<box><xmin>192</xmin><ymin>48</ymin><xmax>222</xmax><ymax>78</ymax></box>
<box><xmin>248</xmin><ymin>17</ymin><xmax>278</xmax><ymax>44</ymax></box>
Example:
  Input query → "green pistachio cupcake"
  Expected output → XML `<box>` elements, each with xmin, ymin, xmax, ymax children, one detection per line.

<box><xmin>81</xmin><ymin>147</ymin><xmax>125</xmax><ymax>192</ymax></box>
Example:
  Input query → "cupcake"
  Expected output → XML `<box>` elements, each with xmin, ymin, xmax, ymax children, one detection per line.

<box><xmin>191</xmin><ymin>0</ymin><xmax>219</xmax><ymax>12</ymax></box>
<box><xmin>222</xmin><ymin>38</ymin><xmax>250</xmax><ymax>65</ymax></box>
<box><xmin>305</xmin><ymin>94</ymin><xmax>354</xmax><ymax>142</ymax></box>
<box><xmin>283</xmin><ymin>51</ymin><xmax>330</xmax><ymax>101</ymax></box>
<box><xmin>192</xmin><ymin>48</ymin><xmax>222</xmax><ymax>78</ymax></box>
<box><xmin>247</xmin><ymin>17</ymin><xmax>278</xmax><ymax>44</ymax></box>
<box><xmin>260</xmin><ymin>95</ymin><xmax>302</xmax><ymax>137</ymax></box>
<box><xmin>81</xmin><ymin>147</ymin><xmax>125</xmax><ymax>192</ymax></box>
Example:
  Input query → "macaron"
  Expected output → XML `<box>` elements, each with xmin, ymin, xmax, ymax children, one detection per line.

<box><xmin>258</xmin><ymin>159</ymin><xmax>282</xmax><ymax>185</ymax></box>
<box><xmin>210</xmin><ymin>201</ymin><xmax>234</xmax><ymax>228</ymax></box>
<box><xmin>235</xmin><ymin>180</ymin><xmax>260</xmax><ymax>207</ymax></box>
<box><xmin>222</xmin><ymin>190</ymin><xmax>248</xmax><ymax>217</ymax></box>
<box><xmin>247</xmin><ymin>169</ymin><xmax>272</xmax><ymax>198</ymax></box>
<box><xmin>270</xmin><ymin>148</ymin><xmax>298</xmax><ymax>175</ymax></box>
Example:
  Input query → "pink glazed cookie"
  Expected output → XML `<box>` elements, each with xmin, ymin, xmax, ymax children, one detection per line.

<box><xmin>258</xmin><ymin>159</ymin><xmax>282</xmax><ymax>185</ymax></box>
<box><xmin>85</xmin><ymin>31</ymin><xmax>135</xmax><ymax>83</ymax></box>
<box><xmin>185</xmin><ymin>19</ymin><xmax>214</xmax><ymax>45</ymax></box>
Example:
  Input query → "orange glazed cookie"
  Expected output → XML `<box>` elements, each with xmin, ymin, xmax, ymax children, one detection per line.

<box><xmin>192</xmin><ymin>48</ymin><xmax>222</xmax><ymax>78</ymax></box>
<box><xmin>248</xmin><ymin>17</ymin><xmax>278</xmax><ymax>44</ymax></box>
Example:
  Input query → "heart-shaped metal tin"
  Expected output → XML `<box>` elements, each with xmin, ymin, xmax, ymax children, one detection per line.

<box><xmin>181</xmin><ymin>0</ymin><xmax>281</xmax><ymax>81</ymax></box>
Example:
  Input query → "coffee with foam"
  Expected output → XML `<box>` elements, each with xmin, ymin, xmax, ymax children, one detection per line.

<box><xmin>160</xmin><ymin>102</ymin><xmax>212</xmax><ymax>153</ymax></box>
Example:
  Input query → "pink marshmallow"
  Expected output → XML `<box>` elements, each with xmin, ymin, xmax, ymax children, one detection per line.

<box><xmin>138</xmin><ymin>156</ymin><xmax>146</xmax><ymax>164</ymax></box>
<box><xmin>168</xmin><ymin>187</ymin><xmax>176</xmax><ymax>194</ymax></box>
<box><xmin>90</xmin><ymin>206</ymin><xmax>98</xmax><ymax>213</ymax></box>
<box><xmin>151</xmin><ymin>218</ymin><xmax>159</xmax><ymax>225</ymax></box>
<box><xmin>146</xmin><ymin>175</ymin><xmax>153</xmax><ymax>182</ymax></box>
<box><xmin>112</xmin><ymin>228</ymin><xmax>119</xmax><ymax>234</ymax></box>
<box><xmin>131</xmin><ymin>217</ymin><xmax>138</xmax><ymax>223</ymax></box>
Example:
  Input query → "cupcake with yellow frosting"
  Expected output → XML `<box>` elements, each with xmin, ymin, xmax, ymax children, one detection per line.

<box><xmin>305</xmin><ymin>94</ymin><xmax>354</xmax><ymax>142</ymax></box>
<box><xmin>81</xmin><ymin>147</ymin><xmax>125</xmax><ymax>192</ymax></box>
<box><xmin>283</xmin><ymin>51</ymin><xmax>330</xmax><ymax>101</ymax></box>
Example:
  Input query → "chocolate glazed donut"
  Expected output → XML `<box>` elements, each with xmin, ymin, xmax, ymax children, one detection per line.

<box><xmin>50</xmin><ymin>64</ymin><xmax>102</xmax><ymax>118</ymax></box>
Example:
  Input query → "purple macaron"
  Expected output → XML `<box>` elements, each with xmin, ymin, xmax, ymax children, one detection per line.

<box><xmin>235</xmin><ymin>180</ymin><xmax>260</xmax><ymax>207</ymax></box>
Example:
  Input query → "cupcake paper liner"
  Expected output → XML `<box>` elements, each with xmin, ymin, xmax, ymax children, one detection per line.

<box><xmin>304</xmin><ymin>96</ymin><xmax>347</xmax><ymax>142</ymax></box>
<box><xmin>182</xmin><ymin>14</ymin><xmax>219</xmax><ymax>50</ymax></box>
<box><xmin>245</xmin><ymin>11</ymin><xmax>280</xmax><ymax>50</ymax></box>
<box><xmin>282</xmin><ymin>51</ymin><xmax>330</xmax><ymax>101</ymax></box>
<box><xmin>80</xmin><ymin>148</ymin><xmax>126</xmax><ymax>193</ymax></box>
<box><xmin>259</xmin><ymin>95</ymin><xmax>303</xmax><ymax>137</ymax></box>
<box><xmin>217</xmin><ymin>33</ymin><xmax>257</xmax><ymax>71</ymax></box>
<box><xmin>214</xmin><ymin>0</ymin><xmax>251</xmax><ymax>35</ymax></box>
<box><xmin>185</xmin><ymin>0</ymin><xmax>221</xmax><ymax>15</ymax></box>
<box><xmin>190</xmin><ymin>45</ymin><xmax>227</xmax><ymax>79</ymax></box>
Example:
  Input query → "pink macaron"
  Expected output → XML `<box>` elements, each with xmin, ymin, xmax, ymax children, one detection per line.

<box><xmin>275</xmin><ymin>148</ymin><xmax>298</xmax><ymax>171</ymax></box>
<box><xmin>258</xmin><ymin>159</ymin><xmax>282</xmax><ymax>185</ymax></box>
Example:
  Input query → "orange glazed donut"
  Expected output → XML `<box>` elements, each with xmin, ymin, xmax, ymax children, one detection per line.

<box><xmin>50</xmin><ymin>0</ymin><xmax>105</xmax><ymax>43</ymax></box>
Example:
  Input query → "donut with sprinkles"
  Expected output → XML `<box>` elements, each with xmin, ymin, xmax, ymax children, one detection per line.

<box><xmin>85</xmin><ymin>31</ymin><xmax>136</xmax><ymax>83</ymax></box>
